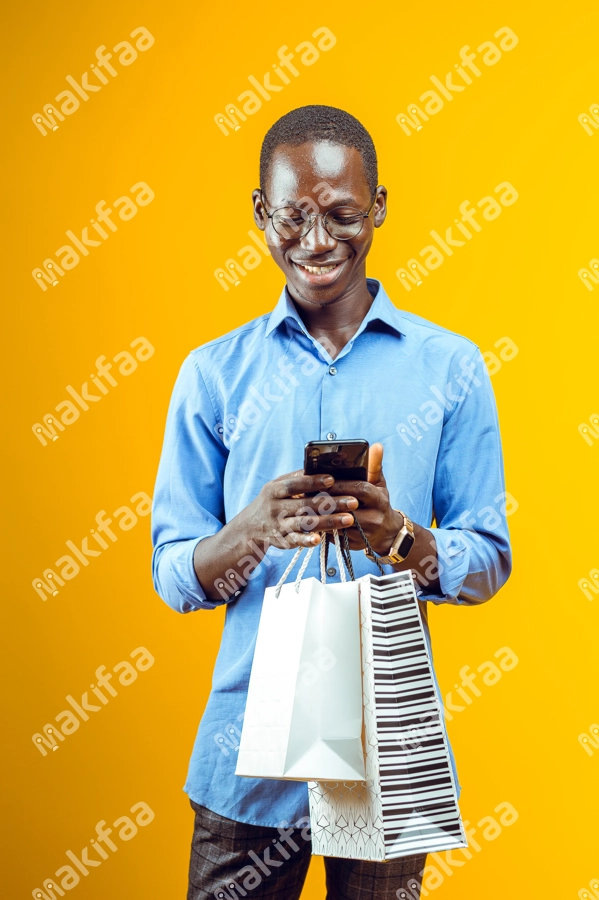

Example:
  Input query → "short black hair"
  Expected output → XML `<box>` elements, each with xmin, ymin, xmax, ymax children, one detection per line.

<box><xmin>260</xmin><ymin>105</ymin><xmax>378</xmax><ymax>198</ymax></box>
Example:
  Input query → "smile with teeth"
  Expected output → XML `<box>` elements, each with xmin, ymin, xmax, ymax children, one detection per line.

<box><xmin>296</xmin><ymin>262</ymin><xmax>342</xmax><ymax>274</ymax></box>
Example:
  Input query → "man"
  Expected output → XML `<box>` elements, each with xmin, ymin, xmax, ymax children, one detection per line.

<box><xmin>152</xmin><ymin>106</ymin><xmax>511</xmax><ymax>899</ymax></box>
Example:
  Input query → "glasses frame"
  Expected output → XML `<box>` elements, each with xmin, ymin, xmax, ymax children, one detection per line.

<box><xmin>260</xmin><ymin>191</ymin><xmax>378</xmax><ymax>242</ymax></box>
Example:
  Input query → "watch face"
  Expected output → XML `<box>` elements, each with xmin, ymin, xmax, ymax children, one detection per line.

<box><xmin>398</xmin><ymin>532</ymin><xmax>415</xmax><ymax>558</ymax></box>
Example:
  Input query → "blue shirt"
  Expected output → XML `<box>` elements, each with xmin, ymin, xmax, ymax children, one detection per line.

<box><xmin>151</xmin><ymin>279</ymin><xmax>511</xmax><ymax>827</ymax></box>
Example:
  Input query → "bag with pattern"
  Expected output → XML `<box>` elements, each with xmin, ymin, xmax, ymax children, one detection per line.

<box><xmin>309</xmin><ymin>569</ymin><xmax>467</xmax><ymax>861</ymax></box>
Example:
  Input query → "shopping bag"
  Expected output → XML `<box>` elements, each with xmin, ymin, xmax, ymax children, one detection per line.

<box><xmin>309</xmin><ymin>570</ymin><xmax>467</xmax><ymax>861</ymax></box>
<box><xmin>235</xmin><ymin>535</ymin><xmax>365</xmax><ymax>782</ymax></box>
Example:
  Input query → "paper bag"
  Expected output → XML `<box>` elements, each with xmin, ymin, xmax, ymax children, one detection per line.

<box><xmin>309</xmin><ymin>571</ymin><xmax>467</xmax><ymax>860</ymax></box>
<box><xmin>236</xmin><ymin>575</ymin><xmax>365</xmax><ymax>782</ymax></box>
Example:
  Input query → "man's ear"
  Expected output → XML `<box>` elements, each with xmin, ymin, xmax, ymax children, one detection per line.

<box><xmin>252</xmin><ymin>189</ymin><xmax>267</xmax><ymax>231</ymax></box>
<box><xmin>373</xmin><ymin>186</ymin><xmax>388</xmax><ymax>228</ymax></box>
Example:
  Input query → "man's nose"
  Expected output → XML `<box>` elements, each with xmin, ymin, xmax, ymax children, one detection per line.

<box><xmin>300</xmin><ymin>215</ymin><xmax>337</xmax><ymax>253</ymax></box>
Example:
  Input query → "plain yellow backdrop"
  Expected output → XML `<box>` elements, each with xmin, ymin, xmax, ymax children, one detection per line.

<box><xmin>3</xmin><ymin>0</ymin><xmax>599</xmax><ymax>897</ymax></box>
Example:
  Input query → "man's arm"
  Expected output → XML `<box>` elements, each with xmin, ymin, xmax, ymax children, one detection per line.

<box><xmin>327</xmin><ymin>348</ymin><xmax>511</xmax><ymax>604</ymax></box>
<box><xmin>423</xmin><ymin>349</ymin><xmax>512</xmax><ymax>605</ymax></box>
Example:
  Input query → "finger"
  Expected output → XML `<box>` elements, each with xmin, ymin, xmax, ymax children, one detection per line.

<box><xmin>272</xmin><ymin>474</ymin><xmax>335</xmax><ymax>499</ymax></box>
<box><xmin>368</xmin><ymin>442</ymin><xmax>386</xmax><ymax>486</ymax></box>
<box><xmin>326</xmin><ymin>480</ymin><xmax>383</xmax><ymax>507</ymax></box>
<box><xmin>282</xmin><ymin>512</ymin><xmax>355</xmax><ymax>535</ymax></box>
<box><xmin>282</xmin><ymin>496</ymin><xmax>359</xmax><ymax>516</ymax></box>
<box><xmin>283</xmin><ymin>530</ymin><xmax>322</xmax><ymax>547</ymax></box>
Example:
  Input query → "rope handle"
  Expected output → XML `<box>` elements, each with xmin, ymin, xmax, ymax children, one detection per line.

<box><xmin>273</xmin><ymin>512</ymin><xmax>382</xmax><ymax>596</ymax></box>
<box><xmin>274</xmin><ymin>529</ymin><xmax>350</xmax><ymax>597</ymax></box>
<box><xmin>352</xmin><ymin>516</ymin><xmax>385</xmax><ymax>574</ymax></box>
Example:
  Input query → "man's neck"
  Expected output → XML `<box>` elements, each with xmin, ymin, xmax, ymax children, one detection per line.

<box><xmin>287</xmin><ymin>278</ymin><xmax>375</xmax><ymax>359</ymax></box>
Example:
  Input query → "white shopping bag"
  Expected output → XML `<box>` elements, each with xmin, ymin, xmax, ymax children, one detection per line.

<box><xmin>236</xmin><ymin>537</ymin><xmax>365</xmax><ymax>782</ymax></box>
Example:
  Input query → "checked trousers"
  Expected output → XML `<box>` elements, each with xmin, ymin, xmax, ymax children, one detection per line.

<box><xmin>187</xmin><ymin>801</ymin><xmax>426</xmax><ymax>900</ymax></box>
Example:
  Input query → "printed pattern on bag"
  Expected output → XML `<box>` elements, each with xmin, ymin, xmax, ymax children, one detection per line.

<box><xmin>309</xmin><ymin>571</ymin><xmax>467</xmax><ymax>860</ymax></box>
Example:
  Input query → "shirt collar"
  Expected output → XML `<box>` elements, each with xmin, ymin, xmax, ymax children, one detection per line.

<box><xmin>264</xmin><ymin>279</ymin><xmax>405</xmax><ymax>339</ymax></box>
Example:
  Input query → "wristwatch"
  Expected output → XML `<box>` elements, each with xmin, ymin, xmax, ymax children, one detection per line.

<box><xmin>364</xmin><ymin>510</ymin><xmax>415</xmax><ymax>565</ymax></box>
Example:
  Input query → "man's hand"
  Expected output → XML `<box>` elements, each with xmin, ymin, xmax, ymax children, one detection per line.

<box><xmin>241</xmin><ymin>470</ymin><xmax>359</xmax><ymax>550</ymax></box>
<box><xmin>327</xmin><ymin>442</ymin><xmax>403</xmax><ymax>554</ymax></box>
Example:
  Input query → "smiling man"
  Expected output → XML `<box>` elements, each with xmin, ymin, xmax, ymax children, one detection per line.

<box><xmin>152</xmin><ymin>106</ymin><xmax>511</xmax><ymax>900</ymax></box>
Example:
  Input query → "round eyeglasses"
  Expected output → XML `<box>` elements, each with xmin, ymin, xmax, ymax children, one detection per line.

<box><xmin>261</xmin><ymin>192</ymin><xmax>376</xmax><ymax>241</ymax></box>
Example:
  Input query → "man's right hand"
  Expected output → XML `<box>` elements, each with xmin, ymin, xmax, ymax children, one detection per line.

<box><xmin>240</xmin><ymin>470</ymin><xmax>358</xmax><ymax>550</ymax></box>
<box><xmin>192</xmin><ymin>471</ymin><xmax>358</xmax><ymax>601</ymax></box>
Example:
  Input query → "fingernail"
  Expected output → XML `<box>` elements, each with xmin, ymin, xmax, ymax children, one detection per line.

<box><xmin>323</xmin><ymin>476</ymin><xmax>334</xmax><ymax>486</ymax></box>
<box><xmin>341</xmin><ymin>515</ymin><xmax>354</xmax><ymax>526</ymax></box>
<box><xmin>347</xmin><ymin>499</ymin><xmax>359</xmax><ymax>509</ymax></box>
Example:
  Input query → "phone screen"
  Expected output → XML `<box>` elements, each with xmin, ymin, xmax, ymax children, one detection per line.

<box><xmin>304</xmin><ymin>439</ymin><xmax>369</xmax><ymax>481</ymax></box>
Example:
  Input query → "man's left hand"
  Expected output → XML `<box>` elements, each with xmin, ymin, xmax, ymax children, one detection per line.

<box><xmin>326</xmin><ymin>442</ymin><xmax>403</xmax><ymax>554</ymax></box>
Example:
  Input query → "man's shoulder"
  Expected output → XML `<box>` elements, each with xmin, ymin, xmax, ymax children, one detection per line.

<box><xmin>189</xmin><ymin>312</ymin><xmax>271</xmax><ymax>361</ymax></box>
<box><xmin>398</xmin><ymin>309</ymin><xmax>479</xmax><ymax>354</ymax></box>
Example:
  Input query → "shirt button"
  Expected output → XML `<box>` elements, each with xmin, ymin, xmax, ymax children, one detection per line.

<box><xmin>326</xmin><ymin>432</ymin><xmax>336</xmax><ymax>440</ymax></box>
<box><xmin>329</xmin><ymin>365</ymin><xmax>338</xmax><ymax>376</ymax></box>
<box><xmin>327</xmin><ymin>566</ymin><xmax>337</xmax><ymax>577</ymax></box>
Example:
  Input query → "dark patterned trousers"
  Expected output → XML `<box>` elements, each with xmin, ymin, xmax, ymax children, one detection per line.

<box><xmin>188</xmin><ymin>801</ymin><xmax>426</xmax><ymax>900</ymax></box>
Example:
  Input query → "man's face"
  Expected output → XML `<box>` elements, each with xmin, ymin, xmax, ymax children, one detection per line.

<box><xmin>253</xmin><ymin>141</ymin><xmax>387</xmax><ymax>307</ymax></box>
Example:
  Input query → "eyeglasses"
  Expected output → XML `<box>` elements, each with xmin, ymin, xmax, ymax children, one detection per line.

<box><xmin>261</xmin><ymin>191</ymin><xmax>376</xmax><ymax>241</ymax></box>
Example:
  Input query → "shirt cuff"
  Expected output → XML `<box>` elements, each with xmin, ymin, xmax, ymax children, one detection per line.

<box><xmin>168</xmin><ymin>536</ymin><xmax>227</xmax><ymax>612</ymax></box>
<box><xmin>420</xmin><ymin>528</ymin><xmax>470</xmax><ymax>605</ymax></box>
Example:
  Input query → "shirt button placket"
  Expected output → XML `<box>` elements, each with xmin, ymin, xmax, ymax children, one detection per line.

<box><xmin>324</xmin><ymin>361</ymin><xmax>339</xmax><ymax>441</ymax></box>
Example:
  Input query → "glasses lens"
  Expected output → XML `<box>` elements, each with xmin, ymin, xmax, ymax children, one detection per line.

<box><xmin>325</xmin><ymin>207</ymin><xmax>365</xmax><ymax>240</ymax></box>
<box><xmin>271</xmin><ymin>208</ymin><xmax>310</xmax><ymax>240</ymax></box>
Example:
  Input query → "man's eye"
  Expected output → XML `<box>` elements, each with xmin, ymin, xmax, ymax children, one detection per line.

<box><xmin>331</xmin><ymin>214</ymin><xmax>361</xmax><ymax>225</ymax></box>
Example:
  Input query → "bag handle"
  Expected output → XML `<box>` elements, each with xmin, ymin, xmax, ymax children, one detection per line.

<box><xmin>273</xmin><ymin>514</ymin><xmax>384</xmax><ymax>597</ymax></box>
<box><xmin>274</xmin><ymin>529</ymin><xmax>350</xmax><ymax>598</ymax></box>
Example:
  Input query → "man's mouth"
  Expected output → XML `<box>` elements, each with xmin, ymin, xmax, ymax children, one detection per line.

<box><xmin>294</xmin><ymin>261</ymin><xmax>343</xmax><ymax>273</ymax></box>
<box><xmin>292</xmin><ymin>260</ymin><xmax>346</xmax><ymax>283</ymax></box>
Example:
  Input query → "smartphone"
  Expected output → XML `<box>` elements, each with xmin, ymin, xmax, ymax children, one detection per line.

<box><xmin>304</xmin><ymin>439</ymin><xmax>369</xmax><ymax>481</ymax></box>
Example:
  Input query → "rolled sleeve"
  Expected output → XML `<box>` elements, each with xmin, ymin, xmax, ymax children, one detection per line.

<box><xmin>151</xmin><ymin>353</ymin><xmax>229</xmax><ymax>614</ymax></box>
<box><xmin>421</xmin><ymin>349</ymin><xmax>512</xmax><ymax>605</ymax></box>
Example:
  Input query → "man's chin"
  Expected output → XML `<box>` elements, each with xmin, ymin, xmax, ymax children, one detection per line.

<box><xmin>287</xmin><ymin>279</ymin><xmax>351</xmax><ymax>307</ymax></box>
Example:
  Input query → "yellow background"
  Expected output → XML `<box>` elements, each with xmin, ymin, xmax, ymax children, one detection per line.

<box><xmin>4</xmin><ymin>0</ymin><xmax>599</xmax><ymax>896</ymax></box>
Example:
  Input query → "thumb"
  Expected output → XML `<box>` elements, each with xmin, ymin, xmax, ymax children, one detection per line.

<box><xmin>367</xmin><ymin>442</ymin><xmax>386</xmax><ymax>486</ymax></box>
